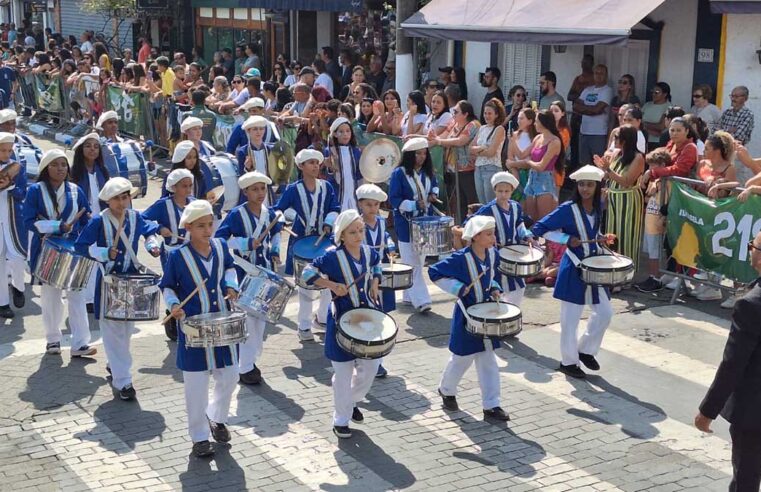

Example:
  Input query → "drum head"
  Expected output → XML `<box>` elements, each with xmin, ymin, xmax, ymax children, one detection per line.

<box><xmin>581</xmin><ymin>255</ymin><xmax>633</xmax><ymax>269</ymax></box>
<box><xmin>207</xmin><ymin>185</ymin><xmax>225</xmax><ymax>203</ymax></box>
<box><xmin>499</xmin><ymin>245</ymin><xmax>543</xmax><ymax>262</ymax></box>
<box><xmin>185</xmin><ymin>311</ymin><xmax>246</xmax><ymax>326</ymax></box>
<box><xmin>339</xmin><ymin>308</ymin><xmax>396</xmax><ymax>343</ymax></box>
<box><xmin>293</xmin><ymin>235</ymin><xmax>333</xmax><ymax>260</ymax></box>
<box><xmin>381</xmin><ymin>262</ymin><xmax>413</xmax><ymax>273</ymax></box>
<box><xmin>467</xmin><ymin>302</ymin><xmax>521</xmax><ymax>321</ymax></box>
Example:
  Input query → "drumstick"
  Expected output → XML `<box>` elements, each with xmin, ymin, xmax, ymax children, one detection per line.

<box><xmin>314</xmin><ymin>230</ymin><xmax>326</xmax><ymax>246</ymax></box>
<box><xmin>463</xmin><ymin>269</ymin><xmax>488</xmax><ymax>295</ymax></box>
<box><xmin>256</xmin><ymin>216</ymin><xmax>281</xmax><ymax>243</ymax></box>
<box><xmin>345</xmin><ymin>271</ymin><xmax>367</xmax><ymax>291</ymax></box>
<box><xmin>160</xmin><ymin>278</ymin><xmax>208</xmax><ymax>325</ymax></box>
<box><xmin>282</xmin><ymin>226</ymin><xmax>298</xmax><ymax>238</ymax></box>
<box><xmin>66</xmin><ymin>208</ymin><xmax>87</xmax><ymax>228</ymax></box>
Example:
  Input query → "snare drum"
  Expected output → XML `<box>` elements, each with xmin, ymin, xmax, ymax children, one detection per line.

<box><xmin>182</xmin><ymin>311</ymin><xmax>247</xmax><ymax>348</ymax></box>
<box><xmin>18</xmin><ymin>145</ymin><xmax>43</xmax><ymax>181</ymax></box>
<box><xmin>497</xmin><ymin>244</ymin><xmax>544</xmax><ymax>278</ymax></box>
<box><xmin>465</xmin><ymin>302</ymin><xmax>522</xmax><ymax>338</ymax></box>
<box><xmin>33</xmin><ymin>237</ymin><xmax>96</xmax><ymax>290</ymax></box>
<box><xmin>102</xmin><ymin>140</ymin><xmax>148</xmax><ymax>198</ymax></box>
<box><xmin>579</xmin><ymin>255</ymin><xmax>635</xmax><ymax>286</ymax></box>
<box><xmin>293</xmin><ymin>235</ymin><xmax>333</xmax><ymax>289</ymax></box>
<box><xmin>235</xmin><ymin>265</ymin><xmax>295</xmax><ymax>323</ymax></box>
<box><xmin>205</xmin><ymin>153</ymin><xmax>240</xmax><ymax>212</ymax></box>
<box><xmin>103</xmin><ymin>268</ymin><xmax>161</xmax><ymax>321</ymax></box>
<box><xmin>336</xmin><ymin>307</ymin><xmax>398</xmax><ymax>359</ymax></box>
<box><xmin>379</xmin><ymin>262</ymin><xmax>413</xmax><ymax>290</ymax></box>
<box><xmin>410</xmin><ymin>216</ymin><xmax>453</xmax><ymax>256</ymax></box>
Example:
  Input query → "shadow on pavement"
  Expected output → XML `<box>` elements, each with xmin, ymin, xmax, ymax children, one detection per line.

<box><xmin>76</xmin><ymin>398</ymin><xmax>167</xmax><ymax>452</ymax></box>
<box><xmin>499</xmin><ymin>338</ymin><xmax>556</xmax><ymax>384</ymax></box>
<box><xmin>235</xmin><ymin>380</ymin><xmax>306</xmax><ymax>438</ymax></box>
<box><xmin>179</xmin><ymin>444</ymin><xmax>246</xmax><ymax>491</ymax></box>
<box><xmin>18</xmin><ymin>355</ymin><xmax>105</xmax><ymax>411</ymax></box>
<box><xmin>365</xmin><ymin>375</ymin><xmax>432</xmax><ymax>421</ymax></box>
<box><xmin>138</xmin><ymin>340</ymin><xmax>182</xmax><ymax>382</ymax></box>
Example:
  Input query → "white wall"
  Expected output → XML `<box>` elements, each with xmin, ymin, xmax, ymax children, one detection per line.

<box><xmin>316</xmin><ymin>11</ymin><xmax>333</xmax><ymax>53</ymax></box>
<box><xmin>548</xmin><ymin>45</ymin><xmax>586</xmax><ymax>103</ymax></box>
<box><xmin>723</xmin><ymin>14</ymin><xmax>761</xmax><ymax>156</ymax></box>
<box><xmin>463</xmin><ymin>41</ymin><xmax>491</xmax><ymax>112</ymax></box>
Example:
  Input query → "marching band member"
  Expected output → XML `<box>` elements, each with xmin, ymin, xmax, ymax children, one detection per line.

<box><xmin>302</xmin><ymin>209</ymin><xmax>383</xmax><ymax>439</ymax></box>
<box><xmin>226</xmin><ymin>97</ymin><xmax>280</xmax><ymax>155</ymax></box>
<box><xmin>0</xmin><ymin>132</ymin><xmax>27</xmax><ymax>318</ymax></box>
<box><xmin>469</xmin><ymin>172</ymin><xmax>535</xmax><ymax>306</ymax></box>
<box><xmin>236</xmin><ymin>116</ymin><xmax>275</xmax><ymax>206</ymax></box>
<box><xmin>324</xmin><ymin>117</ymin><xmax>362</xmax><ymax>211</ymax></box>
<box><xmin>389</xmin><ymin>137</ymin><xmax>439</xmax><ymax>313</ymax></box>
<box><xmin>531</xmin><ymin>165</ymin><xmax>616</xmax><ymax>379</ymax></box>
<box><xmin>75</xmin><ymin>177</ymin><xmax>161</xmax><ymax>400</ymax></box>
<box><xmin>71</xmin><ymin>132</ymin><xmax>110</xmax><ymax>312</ymax></box>
<box><xmin>181</xmin><ymin>116</ymin><xmax>217</xmax><ymax>160</ymax></box>
<box><xmin>215</xmin><ymin>171</ymin><xmax>282</xmax><ymax>385</ymax></box>
<box><xmin>160</xmin><ymin>200</ymin><xmax>240</xmax><ymax>458</ymax></box>
<box><xmin>96</xmin><ymin>111</ymin><xmax>124</xmax><ymax>144</ymax></box>
<box><xmin>274</xmin><ymin>149</ymin><xmax>339</xmax><ymax>341</ymax></box>
<box><xmin>162</xmin><ymin>140</ymin><xmax>210</xmax><ymax>200</ymax></box>
<box><xmin>429</xmin><ymin>215</ymin><xmax>510</xmax><ymax>422</ymax></box>
<box><xmin>23</xmin><ymin>149</ymin><xmax>93</xmax><ymax>356</ymax></box>
<box><xmin>142</xmin><ymin>168</ymin><xmax>195</xmax><ymax>341</ymax></box>
<box><xmin>357</xmin><ymin>183</ymin><xmax>396</xmax><ymax>378</ymax></box>
<box><xmin>0</xmin><ymin>108</ymin><xmax>43</xmax><ymax>155</ymax></box>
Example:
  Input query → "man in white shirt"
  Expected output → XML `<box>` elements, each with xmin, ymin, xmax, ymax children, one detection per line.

<box><xmin>313</xmin><ymin>60</ymin><xmax>334</xmax><ymax>97</ymax></box>
<box><xmin>573</xmin><ymin>64</ymin><xmax>613</xmax><ymax>166</ymax></box>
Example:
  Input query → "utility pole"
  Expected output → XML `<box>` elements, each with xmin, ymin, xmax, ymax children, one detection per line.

<box><xmin>396</xmin><ymin>0</ymin><xmax>416</xmax><ymax>110</ymax></box>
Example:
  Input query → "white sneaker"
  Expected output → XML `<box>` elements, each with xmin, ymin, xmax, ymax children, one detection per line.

<box><xmin>298</xmin><ymin>329</ymin><xmax>315</xmax><ymax>341</ymax></box>
<box><xmin>689</xmin><ymin>284</ymin><xmax>708</xmax><ymax>297</ymax></box>
<box><xmin>696</xmin><ymin>288</ymin><xmax>723</xmax><ymax>301</ymax></box>
<box><xmin>658</xmin><ymin>274</ymin><xmax>675</xmax><ymax>284</ymax></box>
<box><xmin>665</xmin><ymin>278</ymin><xmax>681</xmax><ymax>290</ymax></box>
<box><xmin>721</xmin><ymin>295</ymin><xmax>739</xmax><ymax>309</ymax></box>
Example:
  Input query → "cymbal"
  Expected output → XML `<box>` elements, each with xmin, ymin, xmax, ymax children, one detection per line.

<box><xmin>360</xmin><ymin>138</ymin><xmax>401</xmax><ymax>183</ymax></box>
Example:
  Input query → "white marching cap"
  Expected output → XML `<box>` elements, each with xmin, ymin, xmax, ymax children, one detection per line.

<box><xmin>329</xmin><ymin>117</ymin><xmax>350</xmax><ymax>139</ymax></box>
<box><xmin>238</xmin><ymin>170</ymin><xmax>272</xmax><ymax>189</ymax></box>
<box><xmin>240</xmin><ymin>97</ymin><xmax>265</xmax><ymax>111</ymax></box>
<box><xmin>355</xmin><ymin>183</ymin><xmax>387</xmax><ymax>202</ymax></box>
<box><xmin>179</xmin><ymin>199</ymin><xmax>213</xmax><ymax>228</ymax></box>
<box><xmin>0</xmin><ymin>108</ymin><xmax>17</xmax><ymax>124</ymax></box>
<box><xmin>491</xmin><ymin>171</ymin><xmax>519</xmax><ymax>190</ymax></box>
<box><xmin>180</xmin><ymin>116</ymin><xmax>203</xmax><ymax>133</ymax></box>
<box><xmin>98</xmin><ymin>177</ymin><xmax>135</xmax><ymax>202</ymax></box>
<box><xmin>569</xmin><ymin>164</ymin><xmax>605</xmax><ymax>182</ymax></box>
<box><xmin>172</xmin><ymin>140</ymin><xmax>196</xmax><ymax>163</ymax></box>
<box><xmin>242</xmin><ymin>115</ymin><xmax>268</xmax><ymax>130</ymax></box>
<box><xmin>0</xmin><ymin>132</ymin><xmax>14</xmax><ymax>144</ymax></box>
<box><xmin>462</xmin><ymin>215</ymin><xmax>496</xmax><ymax>242</ymax></box>
<box><xmin>295</xmin><ymin>148</ymin><xmax>324</xmax><ymax>165</ymax></box>
<box><xmin>96</xmin><ymin>110</ymin><xmax>119</xmax><ymax>130</ymax></box>
<box><xmin>402</xmin><ymin>136</ymin><xmax>428</xmax><ymax>153</ymax></box>
<box><xmin>72</xmin><ymin>132</ymin><xmax>100</xmax><ymax>153</ymax></box>
<box><xmin>165</xmin><ymin>168</ymin><xmax>194</xmax><ymax>193</ymax></box>
<box><xmin>38</xmin><ymin>149</ymin><xmax>68</xmax><ymax>174</ymax></box>
<box><xmin>333</xmin><ymin>209</ymin><xmax>362</xmax><ymax>245</ymax></box>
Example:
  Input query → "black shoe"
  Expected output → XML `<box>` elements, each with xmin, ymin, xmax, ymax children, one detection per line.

<box><xmin>239</xmin><ymin>365</ymin><xmax>262</xmax><ymax>385</ymax></box>
<box><xmin>86</xmin><ymin>303</ymin><xmax>94</xmax><ymax>314</ymax></box>
<box><xmin>351</xmin><ymin>406</ymin><xmax>364</xmax><ymax>423</ymax></box>
<box><xmin>11</xmin><ymin>286</ymin><xmax>24</xmax><ymax>308</ymax></box>
<box><xmin>119</xmin><ymin>384</ymin><xmax>136</xmax><ymax>400</ymax></box>
<box><xmin>106</xmin><ymin>364</ymin><xmax>112</xmax><ymax>375</ymax></box>
<box><xmin>438</xmin><ymin>389</ymin><xmax>459</xmax><ymax>411</ymax></box>
<box><xmin>635</xmin><ymin>276</ymin><xmax>664</xmax><ymax>293</ymax></box>
<box><xmin>333</xmin><ymin>425</ymin><xmax>352</xmax><ymax>439</ymax></box>
<box><xmin>45</xmin><ymin>342</ymin><xmax>61</xmax><ymax>355</ymax></box>
<box><xmin>558</xmin><ymin>364</ymin><xmax>586</xmax><ymax>379</ymax></box>
<box><xmin>483</xmin><ymin>407</ymin><xmax>511</xmax><ymax>421</ymax></box>
<box><xmin>375</xmin><ymin>364</ymin><xmax>388</xmax><ymax>378</ymax></box>
<box><xmin>208</xmin><ymin>418</ymin><xmax>231</xmax><ymax>443</ymax></box>
<box><xmin>578</xmin><ymin>353</ymin><xmax>600</xmax><ymax>371</ymax></box>
<box><xmin>192</xmin><ymin>440</ymin><xmax>215</xmax><ymax>457</ymax></box>
<box><xmin>164</xmin><ymin>316</ymin><xmax>178</xmax><ymax>341</ymax></box>
<box><xmin>0</xmin><ymin>305</ymin><xmax>14</xmax><ymax>318</ymax></box>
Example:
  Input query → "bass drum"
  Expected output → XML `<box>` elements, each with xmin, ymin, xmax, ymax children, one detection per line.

<box><xmin>101</xmin><ymin>140</ymin><xmax>148</xmax><ymax>198</ymax></box>
<box><xmin>19</xmin><ymin>145</ymin><xmax>43</xmax><ymax>181</ymax></box>
<box><xmin>205</xmin><ymin>153</ymin><xmax>240</xmax><ymax>213</ymax></box>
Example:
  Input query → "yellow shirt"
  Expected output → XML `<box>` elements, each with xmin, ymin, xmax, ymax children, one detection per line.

<box><xmin>160</xmin><ymin>67</ymin><xmax>176</xmax><ymax>97</ymax></box>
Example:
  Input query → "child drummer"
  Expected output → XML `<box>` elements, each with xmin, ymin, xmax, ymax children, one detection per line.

<box><xmin>0</xmin><ymin>131</ymin><xmax>27</xmax><ymax>319</ymax></box>
<box><xmin>75</xmin><ymin>177</ymin><xmax>161</xmax><ymax>400</ymax></box>
<box><xmin>428</xmin><ymin>216</ymin><xmax>510</xmax><ymax>422</ymax></box>
<box><xmin>141</xmin><ymin>168</ymin><xmax>195</xmax><ymax>341</ymax></box>
<box><xmin>216</xmin><ymin>171</ymin><xmax>282</xmax><ymax>385</ymax></box>
<box><xmin>160</xmin><ymin>200</ymin><xmax>240</xmax><ymax>458</ymax></box>
<box><xmin>274</xmin><ymin>148</ymin><xmax>339</xmax><ymax>341</ymax></box>
<box><xmin>531</xmin><ymin>165</ymin><xmax>616</xmax><ymax>379</ymax></box>
<box><xmin>301</xmin><ymin>209</ymin><xmax>383</xmax><ymax>439</ymax></box>
<box><xmin>24</xmin><ymin>149</ymin><xmax>93</xmax><ymax>356</ymax></box>
<box><xmin>356</xmin><ymin>183</ymin><xmax>396</xmax><ymax>378</ymax></box>
<box><xmin>469</xmin><ymin>172</ymin><xmax>537</xmax><ymax>306</ymax></box>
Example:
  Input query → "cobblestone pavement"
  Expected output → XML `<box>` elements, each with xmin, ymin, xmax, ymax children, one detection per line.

<box><xmin>0</xmin><ymin>137</ymin><xmax>736</xmax><ymax>491</ymax></box>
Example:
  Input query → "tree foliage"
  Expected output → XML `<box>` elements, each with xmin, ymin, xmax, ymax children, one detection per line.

<box><xmin>80</xmin><ymin>0</ymin><xmax>136</xmax><ymax>16</ymax></box>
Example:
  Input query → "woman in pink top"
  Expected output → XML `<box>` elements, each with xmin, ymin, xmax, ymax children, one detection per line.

<box><xmin>506</xmin><ymin>110</ymin><xmax>564</xmax><ymax>221</ymax></box>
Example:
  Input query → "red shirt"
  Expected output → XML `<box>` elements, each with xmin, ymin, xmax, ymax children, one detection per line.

<box><xmin>138</xmin><ymin>43</ymin><xmax>151</xmax><ymax>65</ymax></box>
<box><xmin>651</xmin><ymin>140</ymin><xmax>698</xmax><ymax>179</ymax></box>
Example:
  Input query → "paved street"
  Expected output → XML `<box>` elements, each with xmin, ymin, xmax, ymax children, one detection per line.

<box><xmin>0</xmin><ymin>136</ymin><xmax>737</xmax><ymax>491</ymax></box>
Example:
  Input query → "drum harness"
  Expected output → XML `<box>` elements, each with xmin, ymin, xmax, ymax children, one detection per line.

<box><xmin>456</xmin><ymin>249</ymin><xmax>499</xmax><ymax>348</ymax></box>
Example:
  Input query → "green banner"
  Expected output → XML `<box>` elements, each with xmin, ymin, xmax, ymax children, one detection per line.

<box><xmin>107</xmin><ymin>86</ymin><xmax>149</xmax><ymax>137</ymax></box>
<box><xmin>34</xmin><ymin>75</ymin><xmax>62</xmax><ymax>113</ymax></box>
<box><xmin>667</xmin><ymin>181</ymin><xmax>760</xmax><ymax>283</ymax></box>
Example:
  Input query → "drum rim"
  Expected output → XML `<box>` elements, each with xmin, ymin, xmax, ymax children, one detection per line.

<box><xmin>293</xmin><ymin>235</ymin><xmax>332</xmax><ymax>260</ymax></box>
<box><xmin>381</xmin><ymin>263</ymin><xmax>414</xmax><ymax>273</ymax></box>
<box><xmin>466</xmin><ymin>302</ymin><xmax>522</xmax><ymax>324</ymax></box>
<box><xmin>411</xmin><ymin>216</ymin><xmax>453</xmax><ymax>224</ymax></box>
<box><xmin>580</xmin><ymin>256</ymin><xmax>634</xmax><ymax>273</ymax></box>
<box><xmin>337</xmin><ymin>308</ymin><xmax>398</xmax><ymax>346</ymax></box>
<box><xmin>184</xmin><ymin>311</ymin><xmax>247</xmax><ymax>324</ymax></box>
<box><xmin>498</xmin><ymin>245</ymin><xmax>544</xmax><ymax>264</ymax></box>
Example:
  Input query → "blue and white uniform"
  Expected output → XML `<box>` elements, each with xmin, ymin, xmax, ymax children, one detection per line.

<box><xmin>160</xmin><ymin>168</ymin><xmax>210</xmax><ymax>201</ymax></box>
<box><xmin>236</xmin><ymin>142</ymin><xmax>273</xmax><ymax>204</ymax></box>
<box><xmin>364</xmin><ymin>217</ymin><xmax>396</xmax><ymax>311</ymax></box>
<box><xmin>24</xmin><ymin>181</ymin><xmax>91</xmax><ymax>349</ymax></box>
<box><xmin>0</xmin><ymin>155</ymin><xmax>27</xmax><ymax>308</ymax></box>
<box><xmin>324</xmin><ymin>145</ymin><xmax>362</xmax><ymax>211</ymax></box>
<box><xmin>388</xmin><ymin>166</ymin><xmax>439</xmax><ymax>309</ymax></box>
<box><xmin>429</xmin><ymin>246</ymin><xmax>504</xmax><ymax>410</ymax></box>
<box><xmin>160</xmin><ymin>238</ymin><xmax>240</xmax><ymax>444</ymax></box>
<box><xmin>531</xmin><ymin>201</ymin><xmax>613</xmax><ymax>366</ymax></box>
<box><xmin>141</xmin><ymin>195</ymin><xmax>194</xmax><ymax>269</ymax></box>
<box><xmin>302</xmin><ymin>243</ymin><xmax>383</xmax><ymax>426</ymax></box>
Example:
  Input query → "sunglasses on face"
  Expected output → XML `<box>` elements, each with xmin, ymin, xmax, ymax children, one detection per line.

<box><xmin>618</xmin><ymin>80</ymin><xmax>629</xmax><ymax>85</ymax></box>
<box><xmin>749</xmin><ymin>241</ymin><xmax>761</xmax><ymax>253</ymax></box>
<box><xmin>451</xmin><ymin>109</ymin><xmax>460</xmax><ymax>115</ymax></box>
<box><xmin>516</xmin><ymin>93</ymin><xmax>525</xmax><ymax>98</ymax></box>
<box><xmin>233</xmin><ymin>80</ymin><xmax>243</xmax><ymax>84</ymax></box>
<box><xmin>692</xmin><ymin>93</ymin><xmax>703</xmax><ymax>98</ymax></box>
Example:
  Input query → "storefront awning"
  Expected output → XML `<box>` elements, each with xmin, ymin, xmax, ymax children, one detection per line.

<box><xmin>401</xmin><ymin>0</ymin><xmax>667</xmax><ymax>45</ymax></box>
<box><xmin>710</xmin><ymin>0</ymin><xmax>761</xmax><ymax>13</ymax></box>
<box><xmin>191</xmin><ymin>0</ymin><xmax>361</xmax><ymax>11</ymax></box>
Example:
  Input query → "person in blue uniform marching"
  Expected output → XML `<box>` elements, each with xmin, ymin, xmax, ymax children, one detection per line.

<box><xmin>324</xmin><ymin>117</ymin><xmax>362</xmax><ymax>212</ymax></box>
<box><xmin>75</xmin><ymin>177</ymin><xmax>161</xmax><ymax>400</ymax></box>
<box><xmin>162</xmin><ymin>141</ymin><xmax>212</xmax><ymax>201</ymax></box>
<box><xmin>226</xmin><ymin>98</ymin><xmax>280</xmax><ymax>155</ymax></box>
<box><xmin>302</xmin><ymin>209</ymin><xmax>383</xmax><ymax>439</ymax></box>
<box><xmin>0</xmin><ymin>131</ymin><xmax>27</xmax><ymax>318</ymax></box>
<box><xmin>181</xmin><ymin>117</ymin><xmax>222</xmax><ymax>214</ymax></box>
<box><xmin>357</xmin><ymin>183</ymin><xmax>396</xmax><ymax>378</ymax></box>
<box><xmin>469</xmin><ymin>172</ymin><xmax>536</xmax><ymax>306</ymax></box>
<box><xmin>96</xmin><ymin>111</ymin><xmax>124</xmax><ymax>144</ymax></box>
<box><xmin>531</xmin><ymin>165</ymin><xmax>616</xmax><ymax>379</ymax></box>
<box><xmin>274</xmin><ymin>148</ymin><xmax>339</xmax><ymax>341</ymax></box>
<box><xmin>429</xmin><ymin>216</ymin><xmax>511</xmax><ymax>422</ymax></box>
<box><xmin>141</xmin><ymin>168</ymin><xmax>195</xmax><ymax>341</ymax></box>
<box><xmin>23</xmin><ymin>149</ymin><xmax>94</xmax><ymax>357</ymax></box>
<box><xmin>236</xmin><ymin>116</ymin><xmax>275</xmax><ymax>206</ymax></box>
<box><xmin>161</xmin><ymin>200</ymin><xmax>241</xmax><ymax>458</ymax></box>
<box><xmin>215</xmin><ymin>171</ymin><xmax>282</xmax><ymax>385</ymax></box>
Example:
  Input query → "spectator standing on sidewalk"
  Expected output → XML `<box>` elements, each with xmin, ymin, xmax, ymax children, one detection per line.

<box><xmin>690</xmin><ymin>84</ymin><xmax>721</xmax><ymax>134</ymax></box>
<box><xmin>573</xmin><ymin>64</ymin><xmax>612</xmax><ymax>166</ymax></box>
<box><xmin>479</xmin><ymin>67</ymin><xmax>504</xmax><ymax>124</ymax></box>
<box><xmin>720</xmin><ymin>86</ymin><xmax>755</xmax><ymax>184</ymax></box>
<box><xmin>538</xmin><ymin>71</ymin><xmax>565</xmax><ymax>111</ymax></box>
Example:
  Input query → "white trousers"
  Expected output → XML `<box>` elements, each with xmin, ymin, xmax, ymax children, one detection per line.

<box><xmin>331</xmin><ymin>358</ymin><xmax>381</xmax><ymax>426</ymax></box>
<box><xmin>9</xmin><ymin>256</ymin><xmax>24</xmax><ymax>291</ymax></box>
<box><xmin>297</xmin><ymin>286</ymin><xmax>331</xmax><ymax>331</ymax></box>
<box><xmin>439</xmin><ymin>345</ymin><xmax>501</xmax><ymax>409</ymax></box>
<box><xmin>41</xmin><ymin>285</ymin><xmax>90</xmax><ymax>348</ymax></box>
<box><xmin>183</xmin><ymin>366</ymin><xmax>238</xmax><ymax>442</ymax></box>
<box><xmin>0</xmin><ymin>232</ymin><xmax>21</xmax><ymax>306</ymax></box>
<box><xmin>398</xmin><ymin>241</ymin><xmax>431</xmax><ymax>308</ymax></box>
<box><xmin>100</xmin><ymin>318</ymin><xmax>135</xmax><ymax>389</ymax></box>
<box><xmin>239</xmin><ymin>315</ymin><xmax>264</xmax><ymax>374</ymax></box>
<box><xmin>559</xmin><ymin>290</ymin><xmax>613</xmax><ymax>366</ymax></box>
<box><xmin>500</xmin><ymin>286</ymin><xmax>524</xmax><ymax>306</ymax></box>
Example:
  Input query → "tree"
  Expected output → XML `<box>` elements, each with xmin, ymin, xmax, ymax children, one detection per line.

<box><xmin>80</xmin><ymin>0</ymin><xmax>137</xmax><ymax>53</ymax></box>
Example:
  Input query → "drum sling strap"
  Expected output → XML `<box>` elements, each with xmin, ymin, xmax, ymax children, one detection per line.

<box><xmin>40</xmin><ymin>182</ymin><xmax>79</xmax><ymax>225</ymax></box>
<box><xmin>456</xmin><ymin>249</ymin><xmax>497</xmax><ymax>348</ymax></box>
<box><xmin>331</xmin><ymin>145</ymin><xmax>357</xmax><ymax>206</ymax></box>
<box><xmin>163</xmin><ymin>199</ymin><xmax>185</xmax><ymax>251</ymax></box>
<box><xmin>297</xmin><ymin>180</ymin><xmax>326</xmax><ymax>235</ymax></box>
<box><xmin>490</xmin><ymin>203</ymin><xmax>518</xmax><ymax>247</ymax></box>
<box><xmin>102</xmin><ymin>209</ymin><xmax>138</xmax><ymax>274</ymax></box>
<box><xmin>568</xmin><ymin>203</ymin><xmax>600</xmax><ymax>305</ymax></box>
<box><xmin>239</xmin><ymin>205</ymin><xmax>270</xmax><ymax>268</ymax></box>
